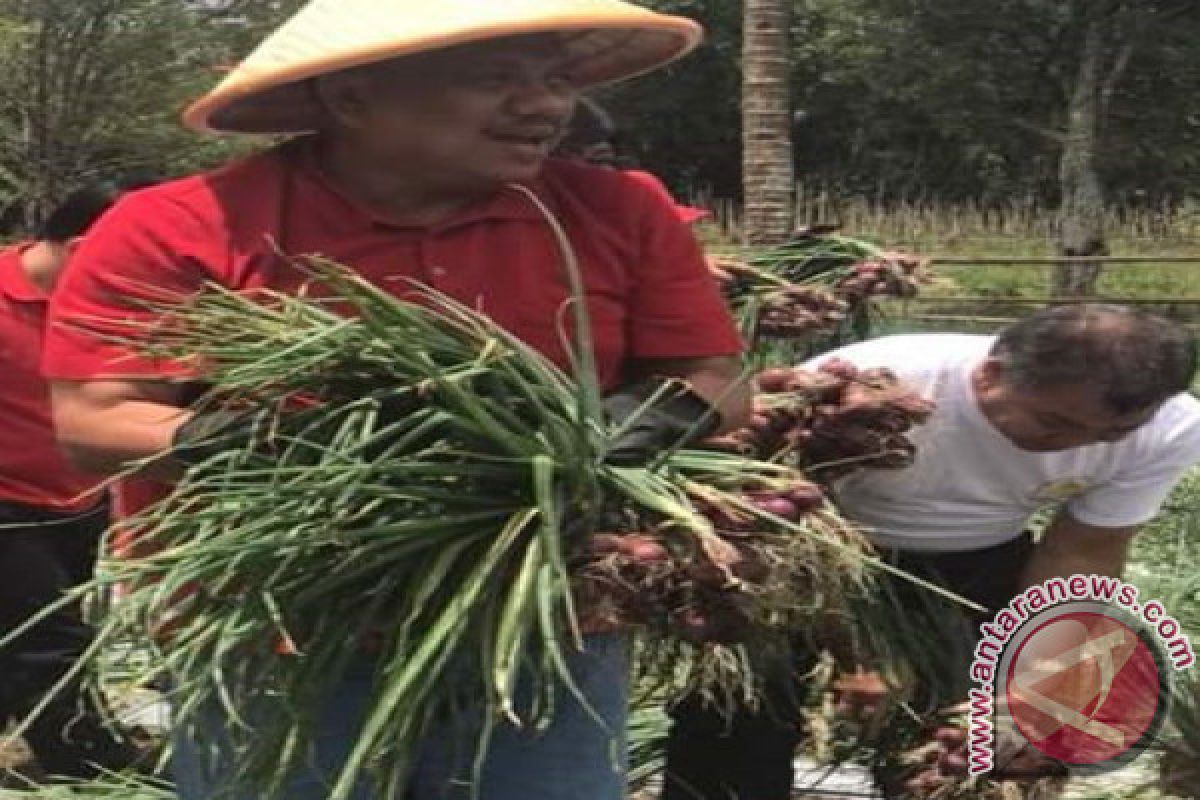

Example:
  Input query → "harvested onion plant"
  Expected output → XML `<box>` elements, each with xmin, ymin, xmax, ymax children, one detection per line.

<box><xmin>702</xmin><ymin>235</ymin><xmax>1020</xmax><ymax>798</ymax></box>
<box><xmin>860</xmin><ymin>705</ymin><xmax>1067</xmax><ymax>800</ymax></box>
<box><xmin>711</xmin><ymin>229</ymin><xmax>931</xmax><ymax>363</ymax></box>
<box><xmin>622</xmin><ymin>360</ymin><xmax>958</xmax><ymax>794</ymax></box>
<box><xmin>706</xmin><ymin>360</ymin><xmax>935</xmax><ymax>481</ymax></box>
<box><xmin>33</xmin><ymin>259</ymin><xmax>878</xmax><ymax>800</ymax></box>
<box><xmin>699</xmin><ymin>358</ymin><xmax>963</xmax><ymax>687</ymax></box>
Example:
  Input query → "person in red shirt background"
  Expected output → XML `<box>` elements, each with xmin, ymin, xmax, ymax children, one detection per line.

<box><xmin>555</xmin><ymin>96</ymin><xmax>714</xmax><ymax>226</ymax></box>
<box><xmin>0</xmin><ymin>181</ymin><xmax>147</xmax><ymax>778</ymax></box>
<box><xmin>41</xmin><ymin>1</ymin><xmax>750</xmax><ymax>798</ymax></box>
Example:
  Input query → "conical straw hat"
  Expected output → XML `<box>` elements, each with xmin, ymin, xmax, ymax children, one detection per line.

<box><xmin>184</xmin><ymin>0</ymin><xmax>702</xmax><ymax>135</ymax></box>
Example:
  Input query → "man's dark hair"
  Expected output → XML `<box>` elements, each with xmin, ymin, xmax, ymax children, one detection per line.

<box><xmin>556</xmin><ymin>96</ymin><xmax>616</xmax><ymax>153</ymax></box>
<box><xmin>34</xmin><ymin>175</ymin><xmax>156</xmax><ymax>242</ymax></box>
<box><xmin>990</xmin><ymin>304</ymin><xmax>1197</xmax><ymax>413</ymax></box>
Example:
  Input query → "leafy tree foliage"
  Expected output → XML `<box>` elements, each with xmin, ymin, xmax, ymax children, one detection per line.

<box><xmin>594</xmin><ymin>0</ymin><xmax>744</xmax><ymax>199</ymax></box>
<box><xmin>605</xmin><ymin>0</ymin><xmax>1200</xmax><ymax>210</ymax></box>
<box><xmin>0</xmin><ymin>0</ymin><xmax>301</xmax><ymax>232</ymax></box>
<box><xmin>0</xmin><ymin>0</ymin><xmax>1195</xmax><ymax>233</ymax></box>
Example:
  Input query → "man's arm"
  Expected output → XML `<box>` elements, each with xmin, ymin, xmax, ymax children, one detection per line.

<box><xmin>51</xmin><ymin>379</ymin><xmax>190</xmax><ymax>481</ymax></box>
<box><xmin>1018</xmin><ymin>510</ymin><xmax>1136</xmax><ymax>588</ymax></box>
<box><xmin>54</xmin><ymin>358</ymin><xmax>753</xmax><ymax>484</ymax></box>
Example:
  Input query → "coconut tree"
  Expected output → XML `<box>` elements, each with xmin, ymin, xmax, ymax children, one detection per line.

<box><xmin>741</xmin><ymin>0</ymin><xmax>793</xmax><ymax>245</ymax></box>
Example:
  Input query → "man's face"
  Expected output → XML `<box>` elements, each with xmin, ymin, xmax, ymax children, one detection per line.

<box><xmin>973</xmin><ymin>360</ymin><xmax>1159</xmax><ymax>451</ymax></box>
<box><xmin>333</xmin><ymin>36</ymin><xmax>579</xmax><ymax>190</ymax></box>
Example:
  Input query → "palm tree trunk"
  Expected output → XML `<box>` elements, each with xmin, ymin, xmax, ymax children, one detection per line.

<box><xmin>741</xmin><ymin>0</ymin><xmax>793</xmax><ymax>245</ymax></box>
<box><xmin>1054</xmin><ymin>13</ymin><xmax>1107</xmax><ymax>297</ymax></box>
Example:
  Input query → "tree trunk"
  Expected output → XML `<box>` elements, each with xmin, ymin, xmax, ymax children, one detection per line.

<box><xmin>741</xmin><ymin>0</ymin><xmax>793</xmax><ymax>245</ymax></box>
<box><xmin>1054</xmin><ymin>14</ymin><xmax>1107</xmax><ymax>297</ymax></box>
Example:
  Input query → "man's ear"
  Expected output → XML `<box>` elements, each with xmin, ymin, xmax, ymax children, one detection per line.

<box><xmin>312</xmin><ymin>71</ymin><xmax>372</xmax><ymax>129</ymax></box>
<box><xmin>976</xmin><ymin>357</ymin><xmax>1008</xmax><ymax>392</ymax></box>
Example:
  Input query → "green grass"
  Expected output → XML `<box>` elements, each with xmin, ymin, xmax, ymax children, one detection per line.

<box><xmin>699</xmin><ymin>196</ymin><xmax>1200</xmax><ymax>306</ymax></box>
<box><xmin>1128</xmin><ymin>468</ymin><xmax>1200</xmax><ymax>637</ymax></box>
<box><xmin>808</xmin><ymin>226</ymin><xmax>1199</xmax><ymax>306</ymax></box>
<box><xmin>920</xmin><ymin>236</ymin><xmax>1200</xmax><ymax>302</ymax></box>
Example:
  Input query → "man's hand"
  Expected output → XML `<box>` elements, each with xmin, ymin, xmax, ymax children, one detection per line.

<box><xmin>603</xmin><ymin>377</ymin><xmax>721</xmax><ymax>467</ymax></box>
<box><xmin>1018</xmin><ymin>511</ymin><xmax>1134</xmax><ymax>589</ymax></box>
<box><xmin>832</xmin><ymin>667</ymin><xmax>889</xmax><ymax>719</ymax></box>
<box><xmin>988</xmin><ymin>729</ymin><xmax>1068</xmax><ymax>780</ymax></box>
<box><xmin>51</xmin><ymin>378</ymin><xmax>188</xmax><ymax>480</ymax></box>
<box><xmin>170</xmin><ymin>405</ymin><xmax>274</xmax><ymax>466</ymax></box>
<box><xmin>934</xmin><ymin>725</ymin><xmax>1067</xmax><ymax>782</ymax></box>
<box><xmin>172</xmin><ymin>388</ymin><xmax>416</xmax><ymax>467</ymax></box>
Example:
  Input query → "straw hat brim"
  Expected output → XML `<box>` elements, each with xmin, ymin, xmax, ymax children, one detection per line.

<box><xmin>184</xmin><ymin>8</ymin><xmax>702</xmax><ymax>135</ymax></box>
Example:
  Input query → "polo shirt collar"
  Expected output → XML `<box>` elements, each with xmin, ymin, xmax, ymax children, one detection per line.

<box><xmin>0</xmin><ymin>243</ymin><xmax>46</xmax><ymax>303</ymax></box>
<box><xmin>287</xmin><ymin>136</ymin><xmax>547</xmax><ymax>234</ymax></box>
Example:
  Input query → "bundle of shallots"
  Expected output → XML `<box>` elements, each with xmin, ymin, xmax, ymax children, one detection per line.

<box><xmin>754</xmin><ymin>285</ymin><xmax>849</xmax><ymax>338</ymax></box>
<box><xmin>833</xmin><ymin>251</ymin><xmax>930</xmax><ymax>302</ymax></box>
<box><xmin>703</xmin><ymin>359</ymin><xmax>935</xmax><ymax>482</ymax></box>
<box><xmin>38</xmin><ymin>260</ymin><xmax>878</xmax><ymax>800</ymax></box>
<box><xmin>571</xmin><ymin>470</ymin><xmax>859</xmax><ymax>645</ymax></box>
<box><xmin>712</xmin><ymin>231</ymin><xmax>931</xmax><ymax>352</ymax></box>
<box><xmin>874</xmin><ymin>705</ymin><xmax>1067</xmax><ymax>800</ymax></box>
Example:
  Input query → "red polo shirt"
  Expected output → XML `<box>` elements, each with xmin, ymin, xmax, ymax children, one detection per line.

<box><xmin>44</xmin><ymin>138</ymin><xmax>741</xmax><ymax>522</ymax></box>
<box><xmin>0</xmin><ymin>245</ymin><xmax>102</xmax><ymax>511</ymax></box>
<box><xmin>623</xmin><ymin>170</ymin><xmax>712</xmax><ymax>225</ymax></box>
<box><xmin>45</xmin><ymin>137</ymin><xmax>739</xmax><ymax>386</ymax></box>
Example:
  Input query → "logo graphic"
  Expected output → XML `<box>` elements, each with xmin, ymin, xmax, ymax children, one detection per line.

<box><xmin>1032</xmin><ymin>479</ymin><xmax>1089</xmax><ymax>503</ymax></box>
<box><xmin>999</xmin><ymin>604</ymin><xmax>1164</xmax><ymax>767</ymax></box>
<box><xmin>968</xmin><ymin>576</ymin><xmax>1192</xmax><ymax>776</ymax></box>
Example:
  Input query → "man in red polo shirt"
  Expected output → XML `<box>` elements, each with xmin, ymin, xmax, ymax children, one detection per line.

<box><xmin>0</xmin><ymin>183</ymin><xmax>145</xmax><ymax>779</ymax></box>
<box><xmin>42</xmin><ymin>2</ymin><xmax>749</xmax><ymax>798</ymax></box>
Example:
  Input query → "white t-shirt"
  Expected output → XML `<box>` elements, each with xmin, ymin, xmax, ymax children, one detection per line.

<box><xmin>807</xmin><ymin>334</ymin><xmax>1200</xmax><ymax>552</ymax></box>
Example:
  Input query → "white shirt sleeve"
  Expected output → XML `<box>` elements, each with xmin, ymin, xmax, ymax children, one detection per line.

<box><xmin>1066</xmin><ymin>398</ymin><xmax>1200</xmax><ymax>528</ymax></box>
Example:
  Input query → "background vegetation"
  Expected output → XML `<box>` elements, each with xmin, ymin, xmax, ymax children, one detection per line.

<box><xmin>2</xmin><ymin>2</ymin><xmax>1197</xmax><ymax>230</ymax></box>
<box><xmin>0</xmin><ymin>1</ymin><xmax>1195</xmax><ymax>796</ymax></box>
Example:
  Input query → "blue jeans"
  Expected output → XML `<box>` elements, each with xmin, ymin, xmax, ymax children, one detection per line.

<box><xmin>173</xmin><ymin>633</ymin><xmax>628</xmax><ymax>800</ymax></box>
